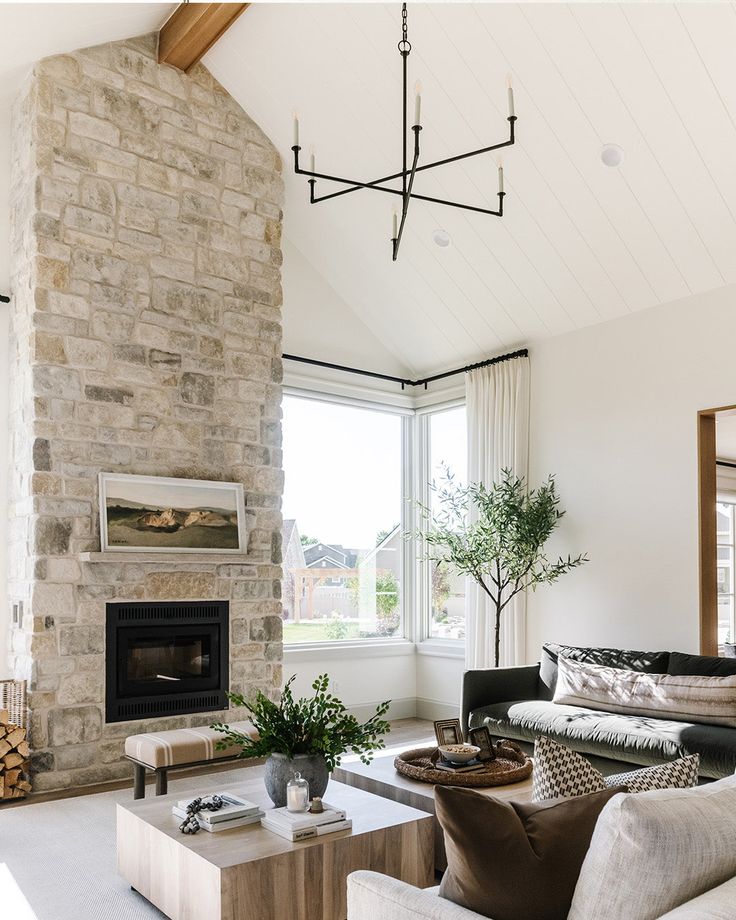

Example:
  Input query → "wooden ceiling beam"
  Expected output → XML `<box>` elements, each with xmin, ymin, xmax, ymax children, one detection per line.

<box><xmin>159</xmin><ymin>2</ymin><xmax>249</xmax><ymax>73</ymax></box>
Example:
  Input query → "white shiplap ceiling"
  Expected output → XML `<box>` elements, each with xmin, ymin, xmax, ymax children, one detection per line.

<box><xmin>205</xmin><ymin>2</ymin><xmax>736</xmax><ymax>378</ymax></box>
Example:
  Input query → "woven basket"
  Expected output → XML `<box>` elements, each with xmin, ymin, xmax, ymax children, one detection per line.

<box><xmin>0</xmin><ymin>679</ymin><xmax>27</xmax><ymax>729</ymax></box>
<box><xmin>395</xmin><ymin>742</ymin><xmax>533</xmax><ymax>787</ymax></box>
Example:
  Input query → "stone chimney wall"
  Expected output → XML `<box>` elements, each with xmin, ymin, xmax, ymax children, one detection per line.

<box><xmin>8</xmin><ymin>34</ymin><xmax>284</xmax><ymax>791</ymax></box>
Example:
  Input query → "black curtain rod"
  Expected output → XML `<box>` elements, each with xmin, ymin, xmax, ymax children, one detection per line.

<box><xmin>717</xmin><ymin>460</ymin><xmax>736</xmax><ymax>469</ymax></box>
<box><xmin>0</xmin><ymin>295</ymin><xmax>9</xmax><ymax>304</ymax></box>
<box><xmin>282</xmin><ymin>347</ymin><xmax>529</xmax><ymax>390</ymax></box>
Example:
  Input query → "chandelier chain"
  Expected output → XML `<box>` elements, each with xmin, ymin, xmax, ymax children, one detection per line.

<box><xmin>398</xmin><ymin>3</ymin><xmax>411</xmax><ymax>54</ymax></box>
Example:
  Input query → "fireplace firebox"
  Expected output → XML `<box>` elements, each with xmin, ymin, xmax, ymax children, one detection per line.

<box><xmin>105</xmin><ymin>601</ymin><xmax>229</xmax><ymax>723</ymax></box>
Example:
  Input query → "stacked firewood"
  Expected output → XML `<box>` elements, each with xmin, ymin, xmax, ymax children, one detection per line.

<box><xmin>0</xmin><ymin>708</ymin><xmax>31</xmax><ymax>799</ymax></box>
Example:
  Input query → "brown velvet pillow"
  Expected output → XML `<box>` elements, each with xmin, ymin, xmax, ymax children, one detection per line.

<box><xmin>436</xmin><ymin>784</ymin><xmax>625</xmax><ymax>920</ymax></box>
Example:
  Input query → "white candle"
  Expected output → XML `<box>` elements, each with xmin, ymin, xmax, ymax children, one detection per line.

<box><xmin>507</xmin><ymin>85</ymin><xmax>515</xmax><ymax>118</ymax></box>
<box><xmin>310</xmin><ymin>152</ymin><xmax>315</xmax><ymax>174</ymax></box>
<box><xmin>393</xmin><ymin>212</ymin><xmax>398</xmax><ymax>239</ymax></box>
<box><xmin>414</xmin><ymin>80</ymin><xmax>422</xmax><ymax>126</ymax></box>
<box><xmin>498</xmin><ymin>165</ymin><xmax>504</xmax><ymax>194</ymax></box>
<box><xmin>293</xmin><ymin>116</ymin><xmax>299</xmax><ymax>147</ymax></box>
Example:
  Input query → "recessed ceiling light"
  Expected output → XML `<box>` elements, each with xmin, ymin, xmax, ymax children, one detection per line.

<box><xmin>432</xmin><ymin>229</ymin><xmax>451</xmax><ymax>248</ymax></box>
<box><xmin>601</xmin><ymin>143</ymin><xmax>624</xmax><ymax>168</ymax></box>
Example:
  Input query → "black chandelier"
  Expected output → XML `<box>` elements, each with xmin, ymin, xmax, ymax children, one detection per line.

<box><xmin>291</xmin><ymin>3</ymin><xmax>517</xmax><ymax>261</ymax></box>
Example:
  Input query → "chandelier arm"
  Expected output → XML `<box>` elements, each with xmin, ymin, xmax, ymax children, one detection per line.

<box><xmin>392</xmin><ymin>125</ymin><xmax>421</xmax><ymax>261</ymax></box>
<box><xmin>409</xmin><ymin>191</ymin><xmax>505</xmax><ymax>217</ymax></box>
<box><xmin>291</xmin><ymin>116</ymin><xmax>516</xmax><ymax>206</ymax></box>
<box><xmin>295</xmin><ymin>141</ymin><xmax>507</xmax><ymax>215</ymax></box>
<box><xmin>293</xmin><ymin>147</ymin><xmax>405</xmax><ymax>198</ymax></box>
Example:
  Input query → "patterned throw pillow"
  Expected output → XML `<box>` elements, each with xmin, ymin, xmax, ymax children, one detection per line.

<box><xmin>532</xmin><ymin>736</ymin><xmax>699</xmax><ymax>802</ymax></box>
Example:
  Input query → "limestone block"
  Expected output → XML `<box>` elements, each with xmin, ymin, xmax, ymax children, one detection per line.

<box><xmin>180</xmin><ymin>371</ymin><xmax>214</xmax><ymax>406</ymax></box>
<box><xmin>150</xmin><ymin>276</ymin><xmax>221</xmax><ymax>325</ymax></box>
<box><xmin>45</xmin><ymin>558</ymin><xmax>82</xmax><ymax>582</ymax></box>
<box><xmin>90</xmin><ymin>310</ymin><xmax>135</xmax><ymax>341</ymax></box>
<box><xmin>32</xmin><ymin>331</ymin><xmax>68</xmax><ymax>365</ymax></box>
<box><xmin>144</xmin><ymin>571</ymin><xmax>217</xmax><ymax>599</ymax></box>
<box><xmin>58</xmin><ymin>625</ymin><xmax>104</xmax><ymax>656</ymax></box>
<box><xmin>33</xmin><ymin>517</ymin><xmax>73</xmax><ymax>555</ymax></box>
<box><xmin>48</xmin><ymin>705</ymin><xmax>102</xmax><ymax>746</ymax></box>
<box><xmin>32</xmin><ymin>582</ymin><xmax>74</xmax><ymax>619</ymax></box>
<box><xmin>32</xmin><ymin>437</ymin><xmax>52</xmax><ymax>471</ymax></box>
<box><xmin>57</xmin><ymin>673</ymin><xmax>104</xmax><ymax>706</ymax></box>
<box><xmin>80</xmin><ymin>176</ymin><xmax>116</xmax><ymax>215</ymax></box>
<box><xmin>69</xmin><ymin>110</ymin><xmax>120</xmax><ymax>145</ymax></box>
<box><xmin>249</xmin><ymin>616</ymin><xmax>283</xmax><ymax>642</ymax></box>
<box><xmin>53</xmin><ymin>741</ymin><xmax>102</xmax><ymax>770</ymax></box>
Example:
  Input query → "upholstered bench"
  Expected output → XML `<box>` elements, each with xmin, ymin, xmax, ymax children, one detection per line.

<box><xmin>124</xmin><ymin>721</ymin><xmax>256</xmax><ymax>799</ymax></box>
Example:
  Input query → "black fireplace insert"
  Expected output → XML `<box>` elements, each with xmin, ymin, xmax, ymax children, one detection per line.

<box><xmin>105</xmin><ymin>601</ymin><xmax>229</xmax><ymax>723</ymax></box>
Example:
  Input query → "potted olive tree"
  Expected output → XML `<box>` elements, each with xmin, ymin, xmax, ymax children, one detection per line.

<box><xmin>213</xmin><ymin>674</ymin><xmax>390</xmax><ymax>806</ymax></box>
<box><xmin>419</xmin><ymin>468</ymin><xmax>588</xmax><ymax>668</ymax></box>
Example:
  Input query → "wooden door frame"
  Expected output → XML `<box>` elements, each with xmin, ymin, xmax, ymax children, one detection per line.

<box><xmin>698</xmin><ymin>404</ymin><xmax>736</xmax><ymax>655</ymax></box>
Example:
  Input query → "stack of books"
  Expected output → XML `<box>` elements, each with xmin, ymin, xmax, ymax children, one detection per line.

<box><xmin>435</xmin><ymin>758</ymin><xmax>486</xmax><ymax>774</ymax></box>
<box><xmin>172</xmin><ymin>792</ymin><xmax>265</xmax><ymax>833</ymax></box>
<box><xmin>261</xmin><ymin>804</ymin><xmax>352</xmax><ymax>841</ymax></box>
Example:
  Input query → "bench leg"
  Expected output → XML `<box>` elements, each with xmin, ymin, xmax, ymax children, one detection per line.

<box><xmin>133</xmin><ymin>763</ymin><xmax>146</xmax><ymax>800</ymax></box>
<box><xmin>155</xmin><ymin>768</ymin><xmax>168</xmax><ymax>797</ymax></box>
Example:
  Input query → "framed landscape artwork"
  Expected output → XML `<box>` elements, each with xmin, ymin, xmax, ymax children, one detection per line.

<box><xmin>99</xmin><ymin>473</ymin><xmax>246</xmax><ymax>554</ymax></box>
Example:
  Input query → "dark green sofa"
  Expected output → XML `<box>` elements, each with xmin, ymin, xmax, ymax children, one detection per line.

<box><xmin>461</xmin><ymin>643</ymin><xmax>736</xmax><ymax>779</ymax></box>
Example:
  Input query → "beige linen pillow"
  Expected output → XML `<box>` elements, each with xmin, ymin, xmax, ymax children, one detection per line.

<box><xmin>568</xmin><ymin>774</ymin><xmax>736</xmax><ymax>920</ymax></box>
<box><xmin>554</xmin><ymin>655</ymin><xmax>736</xmax><ymax>727</ymax></box>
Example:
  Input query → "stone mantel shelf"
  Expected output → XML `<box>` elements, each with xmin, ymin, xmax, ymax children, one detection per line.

<box><xmin>79</xmin><ymin>552</ymin><xmax>252</xmax><ymax>564</ymax></box>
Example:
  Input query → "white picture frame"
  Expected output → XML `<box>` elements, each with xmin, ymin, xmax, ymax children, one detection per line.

<box><xmin>98</xmin><ymin>473</ymin><xmax>247</xmax><ymax>554</ymax></box>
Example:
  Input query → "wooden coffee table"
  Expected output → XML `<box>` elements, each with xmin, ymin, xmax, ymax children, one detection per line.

<box><xmin>117</xmin><ymin>768</ymin><xmax>434</xmax><ymax>920</ymax></box>
<box><xmin>333</xmin><ymin>748</ymin><xmax>533</xmax><ymax>869</ymax></box>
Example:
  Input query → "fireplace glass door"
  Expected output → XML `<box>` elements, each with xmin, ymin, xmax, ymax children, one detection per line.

<box><xmin>117</xmin><ymin>625</ymin><xmax>220</xmax><ymax>697</ymax></box>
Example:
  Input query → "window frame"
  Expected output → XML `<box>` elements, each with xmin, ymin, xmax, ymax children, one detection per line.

<box><xmin>280</xmin><ymin>385</ymin><xmax>466</xmax><ymax>658</ymax></box>
<box><xmin>415</xmin><ymin>399</ymin><xmax>467</xmax><ymax>653</ymax></box>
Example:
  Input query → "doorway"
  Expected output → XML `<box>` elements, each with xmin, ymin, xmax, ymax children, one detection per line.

<box><xmin>698</xmin><ymin>406</ymin><xmax>736</xmax><ymax>655</ymax></box>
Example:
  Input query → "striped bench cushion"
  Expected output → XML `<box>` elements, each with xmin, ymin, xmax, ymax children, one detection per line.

<box><xmin>125</xmin><ymin>721</ymin><xmax>256</xmax><ymax>768</ymax></box>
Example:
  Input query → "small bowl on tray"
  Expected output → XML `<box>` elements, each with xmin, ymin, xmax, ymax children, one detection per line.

<box><xmin>438</xmin><ymin>743</ymin><xmax>481</xmax><ymax>764</ymax></box>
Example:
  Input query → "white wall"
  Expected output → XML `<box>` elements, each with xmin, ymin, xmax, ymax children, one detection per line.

<box><xmin>284</xmin><ymin>648</ymin><xmax>417</xmax><ymax>722</ymax></box>
<box><xmin>526</xmin><ymin>284</ymin><xmax>736</xmax><ymax>659</ymax></box>
<box><xmin>415</xmin><ymin>652</ymin><xmax>462</xmax><ymax>718</ymax></box>
<box><xmin>281</xmin><ymin>237</ymin><xmax>412</xmax><ymax>378</ymax></box>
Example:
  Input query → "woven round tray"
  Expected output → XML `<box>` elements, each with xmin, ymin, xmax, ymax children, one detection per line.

<box><xmin>394</xmin><ymin>742</ymin><xmax>533</xmax><ymax>787</ymax></box>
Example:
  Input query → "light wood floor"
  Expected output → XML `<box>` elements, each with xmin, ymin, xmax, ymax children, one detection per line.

<box><xmin>5</xmin><ymin>718</ymin><xmax>435</xmax><ymax>809</ymax></box>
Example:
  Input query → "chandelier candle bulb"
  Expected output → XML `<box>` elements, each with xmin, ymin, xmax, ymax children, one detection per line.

<box><xmin>498</xmin><ymin>165</ymin><xmax>504</xmax><ymax>194</ymax></box>
<box><xmin>393</xmin><ymin>212</ymin><xmax>398</xmax><ymax>239</ymax></box>
<box><xmin>414</xmin><ymin>81</ymin><xmax>422</xmax><ymax>125</ymax></box>
<box><xmin>508</xmin><ymin>85</ymin><xmax>515</xmax><ymax>118</ymax></box>
<box><xmin>310</xmin><ymin>152</ymin><xmax>315</xmax><ymax>174</ymax></box>
<box><xmin>293</xmin><ymin>116</ymin><xmax>299</xmax><ymax>147</ymax></box>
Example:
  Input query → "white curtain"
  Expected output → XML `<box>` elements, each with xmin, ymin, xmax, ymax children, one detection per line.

<box><xmin>465</xmin><ymin>356</ymin><xmax>530</xmax><ymax>669</ymax></box>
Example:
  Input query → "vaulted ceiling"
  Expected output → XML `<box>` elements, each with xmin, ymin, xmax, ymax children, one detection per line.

<box><xmin>206</xmin><ymin>2</ymin><xmax>736</xmax><ymax>377</ymax></box>
<box><xmin>2</xmin><ymin>3</ymin><xmax>736</xmax><ymax>380</ymax></box>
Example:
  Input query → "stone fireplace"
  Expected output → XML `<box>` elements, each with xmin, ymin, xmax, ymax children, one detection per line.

<box><xmin>7</xmin><ymin>34</ymin><xmax>284</xmax><ymax>791</ymax></box>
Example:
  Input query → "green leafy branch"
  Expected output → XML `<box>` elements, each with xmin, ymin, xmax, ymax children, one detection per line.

<box><xmin>212</xmin><ymin>674</ymin><xmax>391</xmax><ymax>772</ymax></box>
<box><xmin>415</xmin><ymin>467</ymin><xmax>588</xmax><ymax>667</ymax></box>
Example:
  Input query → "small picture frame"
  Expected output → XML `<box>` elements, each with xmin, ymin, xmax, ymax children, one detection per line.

<box><xmin>468</xmin><ymin>726</ymin><xmax>496</xmax><ymax>762</ymax></box>
<box><xmin>434</xmin><ymin>719</ymin><xmax>463</xmax><ymax>747</ymax></box>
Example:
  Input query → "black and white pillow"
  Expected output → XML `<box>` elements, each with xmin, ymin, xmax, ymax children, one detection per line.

<box><xmin>532</xmin><ymin>736</ymin><xmax>699</xmax><ymax>802</ymax></box>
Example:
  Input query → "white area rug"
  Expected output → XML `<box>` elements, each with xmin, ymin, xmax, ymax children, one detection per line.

<box><xmin>0</xmin><ymin>767</ymin><xmax>253</xmax><ymax>920</ymax></box>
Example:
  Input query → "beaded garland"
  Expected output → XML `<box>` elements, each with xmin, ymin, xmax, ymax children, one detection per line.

<box><xmin>178</xmin><ymin>794</ymin><xmax>226</xmax><ymax>834</ymax></box>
